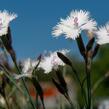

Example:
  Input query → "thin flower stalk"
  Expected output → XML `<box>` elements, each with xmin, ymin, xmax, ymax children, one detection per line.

<box><xmin>0</xmin><ymin>64</ymin><xmax>24</xmax><ymax>95</ymax></box>
<box><xmin>12</xmin><ymin>59</ymin><xmax>36</xmax><ymax>109</ymax></box>
<box><xmin>0</xmin><ymin>10</ymin><xmax>36</xmax><ymax>109</ymax></box>
<box><xmin>85</xmin><ymin>57</ymin><xmax>92</xmax><ymax>109</ymax></box>
<box><xmin>92</xmin><ymin>72</ymin><xmax>109</xmax><ymax>95</ymax></box>
<box><xmin>0</xmin><ymin>38</ymin><xmax>36</xmax><ymax>109</ymax></box>
<box><xmin>71</xmin><ymin>65</ymin><xmax>88</xmax><ymax>108</ymax></box>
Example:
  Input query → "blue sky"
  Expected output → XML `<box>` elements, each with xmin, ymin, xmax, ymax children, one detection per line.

<box><xmin>1</xmin><ymin>0</ymin><xmax>109</xmax><ymax>59</ymax></box>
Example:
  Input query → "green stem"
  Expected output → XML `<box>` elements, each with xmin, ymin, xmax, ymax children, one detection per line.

<box><xmin>71</xmin><ymin>66</ymin><xmax>88</xmax><ymax>108</ymax></box>
<box><xmin>4</xmin><ymin>95</ymin><xmax>10</xmax><ymax>109</ymax></box>
<box><xmin>36</xmin><ymin>92</ymin><xmax>39</xmax><ymax>109</ymax></box>
<box><xmin>1</xmin><ymin>86</ymin><xmax>10</xmax><ymax>109</ymax></box>
<box><xmin>60</xmin><ymin>96</ymin><xmax>63</xmax><ymax>109</ymax></box>
<box><xmin>92</xmin><ymin>72</ymin><xmax>109</xmax><ymax>94</ymax></box>
<box><xmin>85</xmin><ymin>57</ymin><xmax>92</xmax><ymax>109</ymax></box>
<box><xmin>62</xmin><ymin>67</ymin><xmax>72</xmax><ymax>108</ymax></box>
<box><xmin>0</xmin><ymin>65</ymin><xmax>24</xmax><ymax>95</ymax></box>
<box><xmin>11</xmin><ymin>57</ymin><xmax>36</xmax><ymax>109</ymax></box>
<box><xmin>92</xmin><ymin>77</ymin><xmax>104</xmax><ymax>94</ymax></box>
<box><xmin>64</xmin><ymin>94</ymin><xmax>74</xmax><ymax>109</ymax></box>
<box><xmin>0</xmin><ymin>38</ymin><xmax>35</xmax><ymax>109</ymax></box>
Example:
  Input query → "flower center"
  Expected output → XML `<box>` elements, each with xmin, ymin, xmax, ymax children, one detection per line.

<box><xmin>0</xmin><ymin>18</ymin><xmax>3</xmax><ymax>30</ymax></box>
<box><xmin>51</xmin><ymin>55</ymin><xmax>60</xmax><ymax>69</ymax></box>
<box><xmin>106</xmin><ymin>27</ymin><xmax>109</xmax><ymax>36</ymax></box>
<box><xmin>51</xmin><ymin>56</ymin><xmax>57</xmax><ymax>65</ymax></box>
<box><xmin>74</xmin><ymin>17</ymin><xmax>79</xmax><ymax>29</ymax></box>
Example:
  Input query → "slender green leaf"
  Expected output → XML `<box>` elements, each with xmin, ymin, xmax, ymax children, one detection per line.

<box><xmin>76</xmin><ymin>34</ymin><xmax>86</xmax><ymax>58</ymax></box>
<box><xmin>92</xmin><ymin>44</ymin><xmax>100</xmax><ymax>59</ymax></box>
<box><xmin>32</xmin><ymin>77</ymin><xmax>45</xmax><ymax>109</ymax></box>
<box><xmin>52</xmin><ymin>78</ymin><xmax>65</xmax><ymax>95</ymax></box>
<box><xmin>86</xmin><ymin>37</ymin><xmax>95</xmax><ymax>51</ymax></box>
<box><xmin>57</xmin><ymin>52</ymin><xmax>72</xmax><ymax>66</ymax></box>
<box><xmin>55</xmin><ymin>70</ymin><xmax>68</xmax><ymax>93</ymax></box>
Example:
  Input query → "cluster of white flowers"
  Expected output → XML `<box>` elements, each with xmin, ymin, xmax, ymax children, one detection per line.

<box><xmin>38</xmin><ymin>49</ymin><xmax>69</xmax><ymax>73</ymax></box>
<box><xmin>0</xmin><ymin>9</ymin><xmax>109</xmax><ymax>45</ymax></box>
<box><xmin>22</xmin><ymin>58</ymin><xmax>38</xmax><ymax>74</ymax></box>
<box><xmin>0</xmin><ymin>9</ymin><xmax>109</xmax><ymax>79</ymax></box>
<box><xmin>14</xmin><ymin>58</ymin><xmax>38</xmax><ymax>79</ymax></box>
<box><xmin>0</xmin><ymin>10</ymin><xmax>17</xmax><ymax>36</ymax></box>
<box><xmin>95</xmin><ymin>23</ymin><xmax>109</xmax><ymax>45</ymax></box>
<box><xmin>14</xmin><ymin>49</ymin><xmax>69</xmax><ymax>79</ymax></box>
<box><xmin>0</xmin><ymin>9</ymin><xmax>109</xmax><ymax>46</ymax></box>
<box><xmin>52</xmin><ymin>10</ymin><xmax>109</xmax><ymax>45</ymax></box>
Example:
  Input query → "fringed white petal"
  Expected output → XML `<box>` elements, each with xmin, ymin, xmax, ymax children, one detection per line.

<box><xmin>52</xmin><ymin>10</ymin><xmax>97</xmax><ymax>40</ymax></box>
<box><xmin>0</xmin><ymin>10</ymin><xmax>17</xmax><ymax>36</ymax></box>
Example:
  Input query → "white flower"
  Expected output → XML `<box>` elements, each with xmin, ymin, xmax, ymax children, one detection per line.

<box><xmin>0</xmin><ymin>10</ymin><xmax>17</xmax><ymax>36</ymax></box>
<box><xmin>52</xmin><ymin>10</ymin><xmax>97</xmax><ymax>40</ymax></box>
<box><xmin>39</xmin><ymin>49</ymin><xmax>69</xmax><ymax>74</ymax></box>
<box><xmin>15</xmin><ymin>58</ymin><xmax>38</xmax><ymax>79</ymax></box>
<box><xmin>0</xmin><ymin>96</ymin><xmax>5</xmax><ymax>106</ymax></box>
<box><xmin>96</xmin><ymin>23</ymin><xmax>109</xmax><ymax>45</ymax></box>
<box><xmin>99</xmin><ymin>100</ymin><xmax>109</xmax><ymax>109</ymax></box>
<box><xmin>22</xmin><ymin>58</ymin><xmax>32</xmax><ymax>74</ymax></box>
<box><xmin>39</xmin><ymin>56</ymin><xmax>53</xmax><ymax>74</ymax></box>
